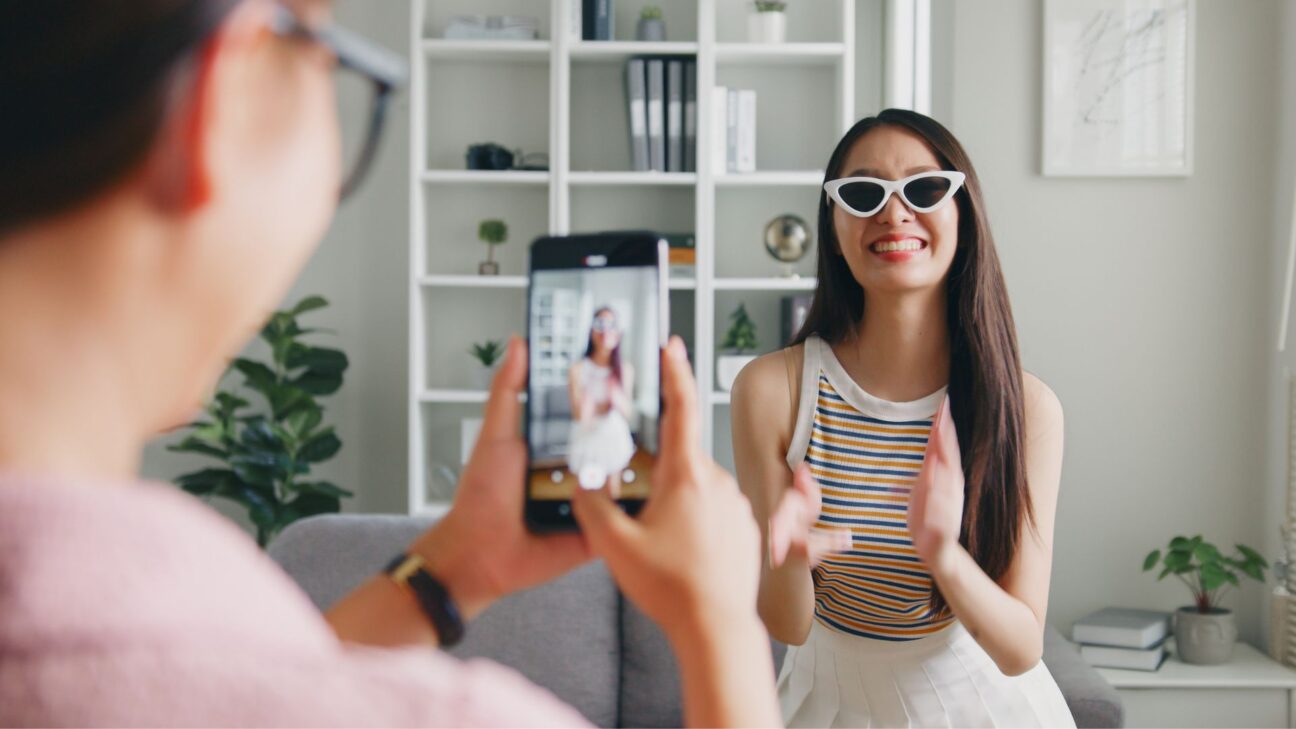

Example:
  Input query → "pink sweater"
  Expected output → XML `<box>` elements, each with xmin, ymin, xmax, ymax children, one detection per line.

<box><xmin>0</xmin><ymin>474</ymin><xmax>592</xmax><ymax>727</ymax></box>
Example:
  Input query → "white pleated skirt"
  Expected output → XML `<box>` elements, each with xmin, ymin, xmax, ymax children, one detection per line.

<box><xmin>778</xmin><ymin>621</ymin><xmax>1076</xmax><ymax>728</ymax></box>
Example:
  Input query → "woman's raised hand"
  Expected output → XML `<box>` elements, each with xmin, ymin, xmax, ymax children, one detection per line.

<box><xmin>767</xmin><ymin>464</ymin><xmax>854</xmax><ymax>569</ymax></box>
<box><xmin>906</xmin><ymin>395</ymin><xmax>965</xmax><ymax>570</ymax></box>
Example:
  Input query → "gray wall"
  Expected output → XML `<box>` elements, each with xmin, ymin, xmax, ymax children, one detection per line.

<box><xmin>930</xmin><ymin>0</ymin><xmax>1285</xmax><ymax>642</ymax></box>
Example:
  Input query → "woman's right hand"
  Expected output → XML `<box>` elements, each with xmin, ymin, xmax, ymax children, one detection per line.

<box><xmin>572</xmin><ymin>336</ymin><xmax>761</xmax><ymax>638</ymax></box>
<box><xmin>767</xmin><ymin>464</ymin><xmax>854</xmax><ymax>569</ymax></box>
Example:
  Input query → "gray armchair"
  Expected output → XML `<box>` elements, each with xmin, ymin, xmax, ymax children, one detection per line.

<box><xmin>269</xmin><ymin>514</ymin><xmax>1123</xmax><ymax>727</ymax></box>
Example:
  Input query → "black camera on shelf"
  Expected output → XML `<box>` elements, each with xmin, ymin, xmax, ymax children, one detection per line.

<box><xmin>466</xmin><ymin>143</ymin><xmax>515</xmax><ymax>171</ymax></box>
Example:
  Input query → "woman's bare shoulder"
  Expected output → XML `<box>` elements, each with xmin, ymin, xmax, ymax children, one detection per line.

<box><xmin>731</xmin><ymin>344</ymin><xmax>804</xmax><ymax>440</ymax></box>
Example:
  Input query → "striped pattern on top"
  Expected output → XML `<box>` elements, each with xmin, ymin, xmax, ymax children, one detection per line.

<box><xmin>807</xmin><ymin>374</ymin><xmax>954</xmax><ymax>641</ymax></box>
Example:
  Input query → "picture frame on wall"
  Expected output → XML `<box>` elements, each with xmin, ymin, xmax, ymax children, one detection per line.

<box><xmin>1042</xmin><ymin>0</ymin><xmax>1195</xmax><ymax>177</ymax></box>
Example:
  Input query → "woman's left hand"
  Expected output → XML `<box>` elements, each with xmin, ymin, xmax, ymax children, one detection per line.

<box><xmin>907</xmin><ymin>396</ymin><xmax>965</xmax><ymax>573</ymax></box>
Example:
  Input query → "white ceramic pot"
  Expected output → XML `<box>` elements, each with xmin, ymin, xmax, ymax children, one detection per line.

<box><xmin>472</xmin><ymin>364</ymin><xmax>498</xmax><ymax>390</ymax></box>
<box><xmin>1174</xmin><ymin>606</ymin><xmax>1237</xmax><ymax>665</ymax></box>
<box><xmin>716</xmin><ymin>354</ymin><xmax>757</xmax><ymax>392</ymax></box>
<box><xmin>748</xmin><ymin>11</ymin><xmax>786</xmax><ymax>44</ymax></box>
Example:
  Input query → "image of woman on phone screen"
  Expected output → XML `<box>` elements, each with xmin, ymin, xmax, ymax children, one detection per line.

<box><xmin>568</xmin><ymin>306</ymin><xmax>637</xmax><ymax>494</ymax></box>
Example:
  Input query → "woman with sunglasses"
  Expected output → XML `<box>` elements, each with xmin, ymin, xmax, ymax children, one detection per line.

<box><xmin>0</xmin><ymin>2</ymin><xmax>779</xmax><ymax>726</ymax></box>
<box><xmin>568</xmin><ymin>307</ymin><xmax>638</xmax><ymax>495</ymax></box>
<box><xmin>731</xmin><ymin>109</ymin><xmax>1074</xmax><ymax>727</ymax></box>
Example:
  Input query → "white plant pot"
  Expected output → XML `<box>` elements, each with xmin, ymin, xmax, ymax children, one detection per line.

<box><xmin>717</xmin><ymin>354</ymin><xmax>757</xmax><ymax>392</ymax></box>
<box><xmin>472</xmin><ymin>364</ymin><xmax>498</xmax><ymax>390</ymax></box>
<box><xmin>748</xmin><ymin>12</ymin><xmax>786</xmax><ymax>44</ymax></box>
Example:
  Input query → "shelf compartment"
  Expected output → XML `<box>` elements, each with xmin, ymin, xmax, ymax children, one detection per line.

<box><xmin>423</xmin><ymin>58</ymin><xmax>549</xmax><ymax>171</ymax></box>
<box><xmin>422</xmin><ymin>287</ymin><xmax>526</xmax><ymax>391</ymax></box>
<box><xmin>422</xmin><ymin>185</ymin><xmax>546</xmax><ymax>277</ymax></box>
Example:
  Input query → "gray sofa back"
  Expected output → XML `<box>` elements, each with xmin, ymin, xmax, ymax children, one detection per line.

<box><xmin>269</xmin><ymin>514</ymin><xmax>1121</xmax><ymax>728</ymax></box>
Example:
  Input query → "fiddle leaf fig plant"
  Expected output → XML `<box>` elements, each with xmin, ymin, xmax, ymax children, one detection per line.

<box><xmin>169</xmin><ymin>295</ymin><xmax>352</xmax><ymax>547</ymax></box>
<box><xmin>1143</xmin><ymin>535</ymin><xmax>1268</xmax><ymax>613</ymax></box>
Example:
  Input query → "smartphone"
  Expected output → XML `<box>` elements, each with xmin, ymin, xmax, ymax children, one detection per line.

<box><xmin>524</xmin><ymin>231</ymin><xmax>668</xmax><ymax>533</ymax></box>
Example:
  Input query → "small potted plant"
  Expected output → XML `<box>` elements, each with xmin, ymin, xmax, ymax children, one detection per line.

<box><xmin>1143</xmin><ymin>535</ymin><xmax>1268</xmax><ymax>664</ymax></box>
<box><xmin>749</xmin><ymin>1</ymin><xmax>787</xmax><ymax>44</ymax></box>
<box><xmin>636</xmin><ymin>5</ymin><xmax>666</xmax><ymax>41</ymax></box>
<box><xmin>469</xmin><ymin>340</ymin><xmax>506</xmax><ymax>389</ymax></box>
<box><xmin>478</xmin><ymin>219</ymin><xmax>507</xmax><ymax>275</ymax></box>
<box><xmin>717</xmin><ymin>303</ymin><xmax>758</xmax><ymax>392</ymax></box>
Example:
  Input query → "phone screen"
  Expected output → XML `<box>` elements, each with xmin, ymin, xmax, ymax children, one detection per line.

<box><xmin>525</xmin><ymin>232</ymin><xmax>667</xmax><ymax>532</ymax></box>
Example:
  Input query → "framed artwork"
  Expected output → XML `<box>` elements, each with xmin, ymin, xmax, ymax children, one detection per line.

<box><xmin>1042</xmin><ymin>0</ymin><xmax>1195</xmax><ymax>177</ymax></box>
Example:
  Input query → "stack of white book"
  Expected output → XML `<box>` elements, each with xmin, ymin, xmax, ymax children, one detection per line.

<box><xmin>711</xmin><ymin>86</ymin><xmax>756</xmax><ymax>174</ymax></box>
<box><xmin>1071</xmin><ymin>607</ymin><xmax>1171</xmax><ymax>671</ymax></box>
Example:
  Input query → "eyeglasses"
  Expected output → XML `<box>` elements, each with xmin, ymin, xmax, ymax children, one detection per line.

<box><xmin>590</xmin><ymin>318</ymin><xmax>619</xmax><ymax>333</ymax></box>
<box><xmin>823</xmin><ymin>171</ymin><xmax>966</xmax><ymax>218</ymax></box>
<box><xmin>269</xmin><ymin>5</ymin><xmax>407</xmax><ymax>201</ymax></box>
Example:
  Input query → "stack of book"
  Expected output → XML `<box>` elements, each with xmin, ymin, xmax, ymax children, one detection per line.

<box><xmin>663</xmin><ymin>233</ymin><xmax>695</xmax><ymax>278</ymax></box>
<box><xmin>712</xmin><ymin>86</ymin><xmax>756</xmax><ymax>174</ymax></box>
<box><xmin>1071</xmin><ymin>607</ymin><xmax>1172</xmax><ymax>671</ymax></box>
<box><xmin>625</xmin><ymin>58</ymin><xmax>698</xmax><ymax>173</ymax></box>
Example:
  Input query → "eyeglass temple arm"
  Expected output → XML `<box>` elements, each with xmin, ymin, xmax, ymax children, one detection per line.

<box><xmin>339</xmin><ymin>88</ymin><xmax>392</xmax><ymax>201</ymax></box>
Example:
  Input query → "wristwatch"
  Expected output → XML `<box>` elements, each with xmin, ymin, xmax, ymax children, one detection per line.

<box><xmin>383</xmin><ymin>552</ymin><xmax>465</xmax><ymax>647</ymax></box>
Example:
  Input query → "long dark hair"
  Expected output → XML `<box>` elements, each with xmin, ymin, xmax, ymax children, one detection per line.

<box><xmin>794</xmin><ymin>109</ymin><xmax>1032</xmax><ymax>614</ymax></box>
<box><xmin>583</xmin><ymin>306</ymin><xmax>623</xmax><ymax>385</ymax></box>
<box><xmin>0</xmin><ymin>0</ymin><xmax>238</xmax><ymax>235</ymax></box>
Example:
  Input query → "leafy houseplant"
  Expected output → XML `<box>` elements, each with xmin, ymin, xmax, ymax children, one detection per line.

<box><xmin>722</xmin><ymin>303</ymin><xmax>759</xmax><ymax>353</ymax></box>
<box><xmin>717</xmin><ymin>304</ymin><xmax>759</xmax><ymax>392</ymax></box>
<box><xmin>750</xmin><ymin>1</ymin><xmax>787</xmax><ymax>42</ymax></box>
<box><xmin>1143</xmin><ymin>535</ymin><xmax>1268</xmax><ymax>664</ymax></box>
<box><xmin>478</xmin><ymin>219</ymin><xmax>507</xmax><ymax>275</ymax></box>
<box><xmin>469</xmin><ymin>339</ymin><xmax>505</xmax><ymax>389</ymax></box>
<box><xmin>636</xmin><ymin>5</ymin><xmax>666</xmax><ymax>41</ymax></box>
<box><xmin>170</xmin><ymin>296</ymin><xmax>352</xmax><ymax>547</ymax></box>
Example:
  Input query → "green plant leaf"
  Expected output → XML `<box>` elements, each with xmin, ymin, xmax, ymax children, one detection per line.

<box><xmin>176</xmin><ymin>468</ymin><xmax>239</xmax><ymax>496</ymax></box>
<box><xmin>214</xmin><ymin>392</ymin><xmax>250</xmax><ymax>415</ymax></box>
<box><xmin>295</xmin><ymin>480</ymin><xmax>353</xmax><ymax>498</ymax></box>
<box><xmin>1143</xmin><ymin>550</ymin><xmax>1161</xmax><ymax>571</ymax></box>
<box><xmin>1164</xmin><ymin>551</ymin><xmax>1191</xmax><ymax>571</ymax></box>
<box><xmin>285</xmin><ymin>406</ymin><xmax>323</xmax><ymax>439</ymax></box>
<box><xmin>1236</xmin><ymin>544</ymin><xmax>1268</xmax><ymax>567</ymax></box>
<box><xmin>268</xmin><ymin>385</ymin><xmax>312</xmax><ymax>421</ymax></box>
<box><xmin>293</xmin><ymin>371</ymin><xmax>343</xmax><ymax>396</ymax></box>
<box><xmin>1193</xmin><ymin>542</ymin><xmax>1222</xmax><ymax>565</ymax></box>
<box><xmin>1200</xmin><ymin>562</ymin><xmax>1228</xmax><ymax>592</ymax></box>
<box><xmin>288</xmin><ymin>346</ymin><xmax>348</xmax><ymax>375</ymax></box>
<box><xmin>241</xmin><ymin>419</ymin><xmax>284</xmax><ymax>452</ymax></box>
<box><xmin>167</xmin><ymin>437</ymin><xmax>227</xmax><ymax>460</ymax></box>
<box><xmin>291</xmin><ymin>295</ymin><xmax>330</xmax><ymax>317</ymax></box>
<box><xmin>1241</xmin><ymin>561</ymin><xmax>1266</xmax><ymax>581</ymax></box>
<box><xmin>1157</xmin><ymin>565</ymin><xmax>1172</xmax><ymax>581</ymax></box>
<box><xmin>1169</xmin><ymin>536</ymin><xmax>1191</xmax><ymax>551</ymax></box>
<box><xmin>234</xmin><ymin>359</ymin><xmax>278</xmax><ymax>394</ymax></box>
<box><xmin>298</xmin><ymin>429</ymin><xmax>342</xmax><ymax>463</ymax></box>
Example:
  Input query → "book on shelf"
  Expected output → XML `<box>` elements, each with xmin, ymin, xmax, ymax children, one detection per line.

<box><xmin>1080</xmin><ymin>641</ymin><xmax>1169</xmax><ymax>672</ymax></box>
<box><xmin>625</xmin><ymin>58</ymin><xmax>649</xmax><ymax>172</ymax></box>
<box><xmin>716</xmin><ymin>86</ymin><xmax>757</xmax><ymax>173</ymax></box>
<box><xmin>583</xmin><ymin>0</ymin><xmax>613</xmax><ymax>41</ymax></box>
<box><xmin>569</xmin><ymin>0</ymin><xmax>583</xmax><ymax>41</ymax></box>
<box><xmin>646</xmin><ymin>59</ymin><xmax>666</xmax><ymax>172</ymax></box>
<box><xmin>736</xmin><ymin>89</ymin><xmax>756</xmax><ymax>173</ymax></box>
<box><xmin>664</xmin><ymin>232</ymin><xmax>695</xmax><ymax>278</ymax></box>
<box><xmin>683</xmin><ymin>61</ymin><xmax>697</xmax><ymax>173</ymax></box>
<box><xmin>781</xmin><ymin>295</ymin><xmax>813</xmax><ymax>345</ymax></box>
<box><xmin>711</xmin><ymin>86</ymin><xmax>728</xmax><ymax>175</ymax></box>
<box><xmin>1071</xmin><ymin>608</ymin><xmax>1171</xmax><ymax>649</ymax></box>
<box><xmin>666</xmin><ymin>60</ymin><xmax>684</xmax><ymax>172</ymax></box>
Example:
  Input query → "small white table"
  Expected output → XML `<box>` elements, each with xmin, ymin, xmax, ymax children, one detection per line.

<box><xmin>1094</xmin><ymin>642</ymin><xmax>1296</xmax><ymax>728</ymax></box>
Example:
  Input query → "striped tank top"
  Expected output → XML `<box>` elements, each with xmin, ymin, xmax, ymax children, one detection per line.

<box><xmin>785</xmin><ymin>336</ymin><xmax>955</xmax><ymax>641</ymax></box>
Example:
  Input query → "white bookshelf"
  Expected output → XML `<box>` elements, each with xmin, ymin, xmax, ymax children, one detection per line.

<box><xmin>409</xmin><ymin>0</ymin><xmax>931</xmax><ymax>514</ymax></box>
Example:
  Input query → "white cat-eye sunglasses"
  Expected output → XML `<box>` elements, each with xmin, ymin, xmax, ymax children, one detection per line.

<box><xmin>823</xmin><ymin>171</ymin><xmax>966</xmax><ymax>218</ymax></box>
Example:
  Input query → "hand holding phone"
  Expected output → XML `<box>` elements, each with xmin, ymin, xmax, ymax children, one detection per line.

<box><xmin>406</xmin><ymin>338</ymin><xmax>591</xmax><ymax>618</ymax></box>
<box><xmin>571</xmin><ymin>338</ymin><xmax>779</xmax><ymax>727</ymax></box>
